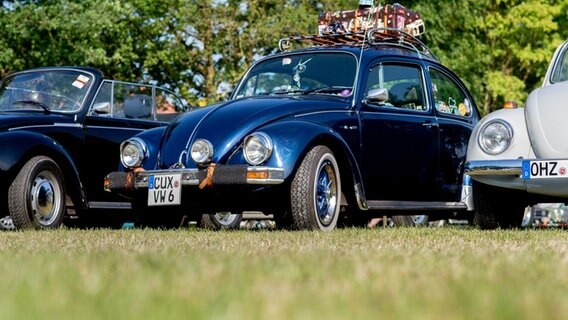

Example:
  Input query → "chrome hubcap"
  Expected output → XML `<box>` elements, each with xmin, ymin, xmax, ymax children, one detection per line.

<box><xmin>214</xmin><ymin>212</ymin><xmax>238</xmax><ymax>226</ymax></box>
<box><xmin>411</xmin><ymin>215</ymin><xmax>427</xmax><ymax>225</ymax></box>
<box><xmin>316</xmin><ymin>160</ymin><xmax>337</xmax><ymax>226</ymax></box>
<box><xmin>30</xmin><ymin>170</ymin><xmax>61</xmax><ymax>226</ymax></box>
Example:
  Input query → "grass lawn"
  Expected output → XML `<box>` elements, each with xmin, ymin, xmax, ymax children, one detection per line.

<box><xmin>0</xmin><ymin>227</ymin><xmax>567</xmax><ymax>320</ymax></box>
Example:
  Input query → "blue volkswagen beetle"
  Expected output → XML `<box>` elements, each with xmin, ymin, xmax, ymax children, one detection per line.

<box><xmin>105</xmin><ymin>29</ymin><xmax>480</xmax><ymax>230</ymax></box>
<box><xmin>0</xmin><ymin>66</ymin><xmax>189</xmax><ymax>230</ymax></box>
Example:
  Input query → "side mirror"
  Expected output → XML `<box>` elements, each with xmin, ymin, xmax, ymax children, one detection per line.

<box><xmin>363</xmin><ymin>88</ymin><xmax>388</xmax><ymax>105</ymax></box>
<box><xmin>92</xmin><ymin>102</ymin><xmax>110</xmax><ymax>115</ymax></box>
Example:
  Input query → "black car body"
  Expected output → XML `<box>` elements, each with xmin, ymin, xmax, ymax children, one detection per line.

<box><xmin>0</xmin><ymin>67</ymin><xmax>188</xmax><ymax>229</ymax></box>
<box><xmin>106</xmin><ymin>29</ymin><xmax>480</xmax><ymax>230</ymax></box>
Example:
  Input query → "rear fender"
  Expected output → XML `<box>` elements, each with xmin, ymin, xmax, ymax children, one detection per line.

<box><xmin>0</xmin><ymin>131</ymin><xmax>87</xmax><ymax>210</ymax></box>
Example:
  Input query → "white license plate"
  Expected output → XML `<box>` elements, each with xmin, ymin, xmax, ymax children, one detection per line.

<box><xmin>147</xmin><ymin>174</ymin><xmax>182</xmax><ymax>206</ymax></box>
<box><xmin>522</xmin><ymin>160</ymin><xmax>568</xmax><ymax>179</ymax></box>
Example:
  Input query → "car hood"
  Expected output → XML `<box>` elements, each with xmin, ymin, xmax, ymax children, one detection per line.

<box><xmin>0</xmin><ymin>111</ymin><xmax>73</xmax><ymax>131</ymax></box>
<box><xmin>525</xmin><ymin>81</ymin><xmax>568</xmax><ymax>158</ymax></box>
<box><xmin>159</xmin><ymin>95</ymin><xmax>350</xmax><ymax>168</ymax></box>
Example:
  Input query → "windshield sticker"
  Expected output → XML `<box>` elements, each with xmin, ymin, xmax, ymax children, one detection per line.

<box><xmin>72</xmin><ymin>75</ymin><xmax>90</xmax><ymax>89</ymax></box>
<box><xmin>72</xmin><ymin>80</ymin><xmax>85</xmax><ymax>89</ymax></box>
<box><xmin>341</xmin><ymin>89</ymin><xmax>351</xmax><ymax>96</ymax></box>
<box><xmin>282</xmin><ymin>57</ymin><xmax>292</xmax><ymax>65</ymax></box>
<box><xmin>77</xmin><ymin>75</ymin><xmax>90</xmax><ymax>83</ymax></box>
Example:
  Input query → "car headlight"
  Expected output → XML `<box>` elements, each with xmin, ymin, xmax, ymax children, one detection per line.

<box><xmin>120</xmin><ymin>137</ymin><xmax>148</xmax><ymax>168</ymax></box>
<box><xmin>190</xmin><ymin>139</ymin><xmax>214</xmax><ymax>164</ymax></box>
<box><xmin>478</xmin><ymin>120</ymin><xmax>513</xmax><ymax>155</ymax></box>
<box><xmin>244</xmin><ymin>132</ymin><xmax>273</xmax><ymax>165</ymax></box>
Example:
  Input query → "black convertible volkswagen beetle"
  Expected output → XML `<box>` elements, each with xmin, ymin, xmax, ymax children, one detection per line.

<box><xmin>106</xmin><ymin>28</ymin><xmax>480</xmax><ymax>230</ymax></box>
<box><xmin>0</xmin><ymin>67</ymin><xmax>188</xmax><ymax>229</ymax></box>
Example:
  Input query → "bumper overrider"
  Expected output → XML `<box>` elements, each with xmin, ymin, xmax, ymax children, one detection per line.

<box><xmin>104</xmin><ymin>164</ymin><xmax>285</xmax><ymax>192</ymax></box>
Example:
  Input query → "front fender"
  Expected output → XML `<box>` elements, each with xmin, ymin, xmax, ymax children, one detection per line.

<box><xmin>0</xmin><ymin>131</ymin><xmax>86</xmax><ymax>209</ymax></box>
<box><xmin>128</xmin><ymin>126</ymin><xmax>167</xmax><ymax>171</ymax></box>
<box><xmin>466</xmin><ymin>108</ymin><xmax>534</xmax><ymax>162</ymax></box>
<box><xmin>228</xmin><ymin>120</ymin><xmax>363</xmax><ymax>188</ymax></box>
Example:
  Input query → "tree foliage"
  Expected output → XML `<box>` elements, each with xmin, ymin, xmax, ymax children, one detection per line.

<box><xmin>0</xmin><ymin>0</ymin><xmax>567</xmax><ymax>113</ymax></box>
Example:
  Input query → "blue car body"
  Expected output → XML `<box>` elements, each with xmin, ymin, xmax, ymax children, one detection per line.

<box><xmin>0</xmin><ymin>66</ymin><xmax>189</xmax><ymax>229</ymax></box>
<box><xmin>106</xmin><ymin>30</ymin><xmax>480</xmax><ymax>229</ymax></box>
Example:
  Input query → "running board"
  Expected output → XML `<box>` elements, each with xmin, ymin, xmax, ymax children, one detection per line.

<box><xmin>88</xmin><ymin>202</ymin><xmax>132</xmax><ymax>210</ymax></box>
<box><xmin>366</xmin><ymin>201</ymin><xmax>468</xmax><ymax>211</ymax></box>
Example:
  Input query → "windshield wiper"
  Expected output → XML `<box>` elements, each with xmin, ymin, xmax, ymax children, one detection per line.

<box><xmin>304</xmin><ymin>86</ymin><xmax>352</xmax><ymax>95</ymax></box>
<box><xmin>269</xmin><ymin>88</ymin><xmax>307</xmax><ymax>95</ymax></box>
<box><xmin>12</xmin><ymin>100</ymin><xmax>51</xmax><ymax>113</ymax></box>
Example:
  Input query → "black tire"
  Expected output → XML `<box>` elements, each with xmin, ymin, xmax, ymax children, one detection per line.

<box><xmin>199</xmin><ymin>212</ymin><xmax>242</xmax><ymax>230</ymax></box>
<box><xmin>290</xmin><ymin>145</ymin><xmax>341</xmax><ymax>231</ymax></box>
<box><xmin>392</xmin><ymin>214</ymin><xmax>429</xmax><ymax>227</ymax></box>
<box><xmin>9</xmin><ymin>156</ymin><xmax>66</xmax><ymax>229</ymax></box>
<box><xmin>473</xmin><ymin>180</ymin><xmax>527</xmax><ymax>229</ymax></box>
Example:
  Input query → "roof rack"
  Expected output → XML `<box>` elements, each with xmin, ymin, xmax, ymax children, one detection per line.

<box><xmin>278</xmin><ymin>27</ymin><xmax>437</xmax><ymax>61</ymax></box>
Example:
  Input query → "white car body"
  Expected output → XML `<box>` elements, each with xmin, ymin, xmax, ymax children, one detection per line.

<box><xmin>465</xmin><ymin>40</ymin><xmax>568</xmax><ymax>228</ymax></box>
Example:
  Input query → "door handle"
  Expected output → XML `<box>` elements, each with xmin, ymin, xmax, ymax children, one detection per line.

<box><xmin>422</xmin><ymin>121</ymin><xmax>439</xmax><ymax>128</ymax></box>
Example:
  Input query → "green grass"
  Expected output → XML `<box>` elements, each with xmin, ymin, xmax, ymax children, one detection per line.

<box><xmin>1</xmin><ymin>227</ymin><xmax>567</xmax><ymax>320</ymax></box>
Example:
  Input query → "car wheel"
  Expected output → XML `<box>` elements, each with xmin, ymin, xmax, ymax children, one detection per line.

<box><xmin>200</xmin><ymin>212</ymin><xmax>242</xmax><ymax>230</ymax></box>
<box><xmin>290</xmin><ymin>145</ymin><xmax>341</xmax><ymax>231</ymax></box>
<box><xmin>8</xmin><ymin>156</ymin><xmax>66</xmax><ymax>229</ymax></box>
<box><xmin>473</xmin><ymin>180</ymin><xmax>527</xmax><ymax>229</ymax></box>
<box><xmin>392</xmin><ymin>214</ymin><xmax>429</xmax><ymax>226</ymax></box>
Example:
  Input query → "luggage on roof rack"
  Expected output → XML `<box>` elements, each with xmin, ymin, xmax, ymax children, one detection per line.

<box><xmin>278</xmin><ymin>27</ymin><xmax>437</xmax><ymax>61</ymax></box>
<box><xmin>317</xmin><ymin>3</ymin><xmax>424</xmax><ymax>37</ymax></box>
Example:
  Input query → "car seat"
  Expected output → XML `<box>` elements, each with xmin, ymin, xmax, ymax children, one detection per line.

<box><xmin>123</xmin><ymin>94</ymin><xmax>152</xmax><ymax>119</ymax></box>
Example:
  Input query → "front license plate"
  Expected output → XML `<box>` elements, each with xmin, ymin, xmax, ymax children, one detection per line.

<box><xmin>522</xmin><ymin>160</ymin><xmax>568</xmax><ymax>179</ymax></box>
<box><xmin>147</xmin><ymin>174</ymin><xmax>182</xmax><ymax>206</ymax></box>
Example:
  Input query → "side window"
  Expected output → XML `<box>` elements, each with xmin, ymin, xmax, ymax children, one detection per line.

<box><xmin>113</xmin><ymin>83</ymin><xmax>153</xmax><ymax>120</ymax></box>
<box><xmin>552</xmin><ymin>47</ymin><xmax>568</xmax><ymax>83</ymax></box>
<box><xmin>366</xmin><ymin>63</ymin><xmax>426</xmax><ymax>111</ymax></box>
<box><xmin>430</xmin><ymin>68</ymin><xmax>472</xmax><ymax>117</ymax></box>
<box><xmin>156</xmin><ymin>88</ymin><xmax>185</xmax><ymax>114</ymax></box>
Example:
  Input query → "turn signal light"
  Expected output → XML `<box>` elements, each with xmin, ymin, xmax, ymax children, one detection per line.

<box><xmin>502</xmin><ymin>101</ymin><xmax>518</xmax><ymax>109</ymax></box>
<box><xmin>247</xmin><ymin>171</ymin><xmax>269</xmax><ymax>180</ymax></box>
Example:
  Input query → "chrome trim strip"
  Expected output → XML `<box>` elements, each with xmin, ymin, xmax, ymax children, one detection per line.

<box><xmin>88</xmin><ymin>202</ymin><xmax>132</xmax><ymax>210</ymax></box>
<box><xmin>85</xmin><ymin>125</ymin><xmax>143</xmax><ymax>131</ymax></box>
<box><xmin>9</xmin><ymin>123</ymin><xmax>82</xmax><ymax>131</ymax></box>
<box><xmin>295</xmin><ymin>110</ymin><xmax>353</xmax><ymax>118</ymax></box>
<box><xmin>354</xmin><ymin>183</ymin><xmax>369</xmax><ymax>210</ymax></box>
<box><xmin>366</xmin><ymin>200</ymin><xmax>468</xmax><ymax>210</ymax></box>
<box><xmin>464</xmin><ymin>159</ymin><xmax>523</xmax><ymax>176</ymax></box>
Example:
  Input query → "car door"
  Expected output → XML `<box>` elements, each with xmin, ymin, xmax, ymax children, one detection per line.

<box><xmin>427</xmin><ymin>65</ymin><xmax>478</xmax><ymax>201</ymax></box>
<box><xmin>359</xmin><ymin>60</ymin><xmax>439</xmax><ymax>201</ymax></box>
<box><xmin>81</xmin><ymin>81</ymin><xmax>166</xmax><ymax>205</ymax></box>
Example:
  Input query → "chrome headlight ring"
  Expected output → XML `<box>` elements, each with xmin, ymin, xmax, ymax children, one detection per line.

<box><xmin>243</xmin><ymin>132</ymin><xmax>273</xmax><ymax>165</ymax></box>
<box><xmin>478</xmin><ymin>119</ymin><xmax>514</xmax><ymax>155</ymax></box>
<box><xmin>190</xmin><ymin>139</ymin><xmax>214</xmax><ymax>164</ymax></box>
<box><xmin>120</xmin><ymin>137</ymin><xmax>148</xmax><ymax>168</ymax></box>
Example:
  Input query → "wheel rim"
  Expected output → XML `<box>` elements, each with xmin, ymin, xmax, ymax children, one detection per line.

<box><xmin>30</xmin><ymin>170</ymin><xmax>62</xmax><ymax>226</ymax></box>
<box><xmin>411</xmin><ymin>215</ymin><xmax>427</xmax><ymax>225</ymax></box>
<box><xmin>213</xmin><ymin>212</ymin><xmax>238</xmax><ymax>226</ymax></box>
<box><xmin>315</xmin><ymin>159</ymin><xmax>338</xmax><ymax>226</ymax></box>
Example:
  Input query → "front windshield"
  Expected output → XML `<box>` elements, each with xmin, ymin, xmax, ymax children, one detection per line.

<box><xmin>0</xmin><ymin>70</ymin><xmax>94</xmax><ymax>112</ymax></box>
<box><xmin>233</xmin><ymin>52</ymin><xmax>357</xmax><ymax>99</ymax></box>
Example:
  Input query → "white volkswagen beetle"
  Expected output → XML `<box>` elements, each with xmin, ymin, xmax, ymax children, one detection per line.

<box><xmin>465</xmin><ymin>40</ymin><xmax>568</xmax><ymax>229</ymax></box>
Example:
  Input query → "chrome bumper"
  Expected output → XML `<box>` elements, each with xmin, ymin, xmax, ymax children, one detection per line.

<box><xmin>105</xmin><ymin>165</ymin><xmax>285</xmax><ymax>192</ymax></box>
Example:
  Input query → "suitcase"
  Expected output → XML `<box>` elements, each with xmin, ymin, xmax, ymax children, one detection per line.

<box><xmin>378</xmin><ymin>3</ymin><xmax>424</xmax><ymax>36</ymax></box>
<box><xmin>318</xmin><ymin>4</ymin><xmax>424</xmax><ymax>36</ymax></box>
